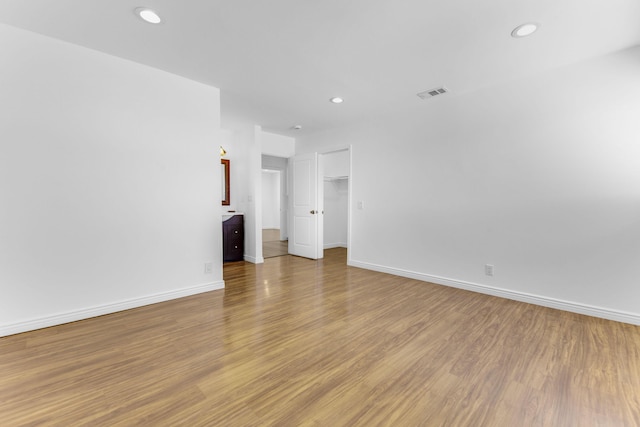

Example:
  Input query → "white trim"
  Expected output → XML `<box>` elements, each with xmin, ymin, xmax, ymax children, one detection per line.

<box><xmin>324</xmin><ymin>242</ymin><xmax>347</xmax><ymax>249</ymax></box>
<box><xmin>0</xmin><ymin>281</ymin><xmax>225</xmax><ymax>338</ymax></box>
<box><xmin>346</xmin><ymin>146</ymin><xmax>353</xmax><ymax>266</ymax></box>
<box><xmin>297</xmin><ymin>144</ymin><xmax>349</xmax><ymax>156</ymax></box>
<box><xmin>348</xmin><ymin>259</ymin><xmax>640</xmax><ymax>326</ymax></box>
<box><xmin>244</xmin><ymin>255</ymin><xmax>264</xmax><ymax>264</ymax></box>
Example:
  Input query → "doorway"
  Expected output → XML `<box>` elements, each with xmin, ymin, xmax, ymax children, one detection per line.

<box><xmin>320</xmin><ymin>150</ymin><xmax>350</xmax><ymax>258</ymax></box>
<box><xmin>261</xmin><ymin>155</ymin><xmax>289</xmax><ymax>258</ymax></box>
<box><xmin>287</xmin><ymin>148</ymin><xmax>351</xmax><ymax>261</ymax></box>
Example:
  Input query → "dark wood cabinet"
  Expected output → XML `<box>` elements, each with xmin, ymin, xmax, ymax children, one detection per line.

<box><xmin>223</xmin><ymin>215</ymin><xmax>244</xmax><ymax>262</ymax></box>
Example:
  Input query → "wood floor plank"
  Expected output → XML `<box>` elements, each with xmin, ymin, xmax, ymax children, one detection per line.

<box><xmin>1</xmin><ymin>248</ymin><xmax>640</xmax><ymax>426</ymax></box>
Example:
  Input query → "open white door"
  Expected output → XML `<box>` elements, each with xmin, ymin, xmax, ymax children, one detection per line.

<box><xmin>288</xmin><ymin>152</ymin><xmax>323</xmax><ymax>259</ymax></box>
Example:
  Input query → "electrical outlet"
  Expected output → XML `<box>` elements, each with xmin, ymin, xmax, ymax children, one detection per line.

<box><xmin>204</xmin><ymin>262</ymin><xmax>213</xmax><ymax>274</ymax></box>
<box><xmin>357</xmin><ymin>201</ymin><xmax>364</xmax><ymax>210</ymax></box>
<box><xmin>485</xmin><ymin>264</ymin><xmax>494</xmax><ymax>277</ymax></box>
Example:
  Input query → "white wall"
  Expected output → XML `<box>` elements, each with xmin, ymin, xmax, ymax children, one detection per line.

<box><xmin>0</xmin><ymin>25</ymin><xmax>222</xmax><ymax>336</ymax></box>
<box><xmin>262</xmin><ymin>171</ymin><xmax>281</xmax><ymax>229</ymax></box>
<box><xmin>323</xmin><ymin>150</ymin><xmax>350</xmax><ymax>178</ymax></box>
<box><xmin>298</xmin><ymin>46</ymin><xmax>640</xmax><ymax>325</ymax></box>
<box><xmin>262</xmin><ymin>131</ymin><xmax>295</xmax><ymax>158</ymax></box>
<box><xmin>220</xmin><ymin>127</ymin><xmax>248</xmax><ymax>215</ymax></box>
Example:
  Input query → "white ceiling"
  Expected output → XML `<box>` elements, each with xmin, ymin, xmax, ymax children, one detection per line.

<box><xmin>1</xmin><ymin>0</ymin><xmax>639</xmax><ymax>135</ymax></box>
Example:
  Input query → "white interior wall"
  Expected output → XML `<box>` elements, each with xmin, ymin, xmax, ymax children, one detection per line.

<box><xmin>262</xmin><ymin>131</ymin><xmax>295</xmax><ymax>158</ymax></box>
<box><xmin>0</xmin><ymin>25</ymin><xmax>222</xmax><ymax>336</ymax></box>
<box><xmin>297</xmin><ymin>46</ymin><xmax>640</xmax><ymax>325</ymax></box>
<box><xmin>222</xmin><ymin>127</ymin><xmax>250</xmax><ymax>216</ymax></box>
<box><xmin>323</xmin><ymin>150</ymin><xmax>350</xmax><ymax>178</ymax></box>
<box><xmin>262</xmin><ymin>171</ymin><xmax>281</xmax><ymax>229</ymax></box>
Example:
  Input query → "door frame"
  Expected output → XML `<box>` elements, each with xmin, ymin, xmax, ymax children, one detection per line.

<box><xmin>261</xmin><ymin>155</ymin><xmax>289</xmax><ymax>258</ymax></box>
<box><xmin>261</xmin><ymin>167</ymin><xmax>287</xmax><ymax>240</ymax></box>
<box><xmin>291</xmin><ymin>145</ymin><xmax>352</xmax><ymax>262</ymax></box>
<box><xmin>319</xmin><ymin>146</ymin><xmax>352</xmax><ymax>263</ymax></box>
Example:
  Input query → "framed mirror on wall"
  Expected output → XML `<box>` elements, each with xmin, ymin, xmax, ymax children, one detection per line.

<box><xmin>221</xmin><ymin>159</ymin><xmax>230</xmax><ymax>205</ymax></box>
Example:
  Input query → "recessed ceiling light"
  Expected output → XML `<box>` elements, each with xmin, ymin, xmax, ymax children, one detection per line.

<box><xmin>135</xmin><ymin>8</ymin><xmax>162</xmax><ymax>24</ymax></box>
<box><xmin>330</xmin><ymin>97</ymin><xmax>344</xmax><ymax>104</ymax></box>
<box><xmin>511</xmin><ymin>23</ymin><xmax>539</xmax><ymax>38</ymax></box>
<box><xmin>292</xmin><ymin>125</ymin><xmax>302</xmax><ymax>130</ymax></box>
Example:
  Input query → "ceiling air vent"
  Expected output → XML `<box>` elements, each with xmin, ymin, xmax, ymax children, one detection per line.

<box><xmin>417</xmin><ymin>87</ymin><xmax>449</xmax><ymax>100</ymax></box>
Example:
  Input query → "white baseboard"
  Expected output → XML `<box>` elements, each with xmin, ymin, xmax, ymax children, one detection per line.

<box><xmin>324</xmin><ymin>242</ymin><xmax>347</xmax><ymax>249</ymax></box>
<box><xmin>244</xmin><ymin>255</ymin><xmax>264</xmax><ymax>264</ymax></box>
<box><xmin>0</xmin><ymin>280</ymin><xmax>225</xmax><ymax>338</ymax></box>
<box><xmin>348</xmin><ymin>259</ymin><xmax>640</xmax><ymax>326</ymax></box>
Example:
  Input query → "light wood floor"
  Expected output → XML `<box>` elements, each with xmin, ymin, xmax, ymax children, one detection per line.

<box><xmin>2</xmin><ymin>248</ymin><xmax>640</xmax><ymax>426</ymax></box>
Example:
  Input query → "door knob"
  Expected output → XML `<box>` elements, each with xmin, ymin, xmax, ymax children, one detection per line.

<box><xmin>310</xmin><ymin>210</ymin><xmax>316</xmax><ymax>214</ymax></box>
